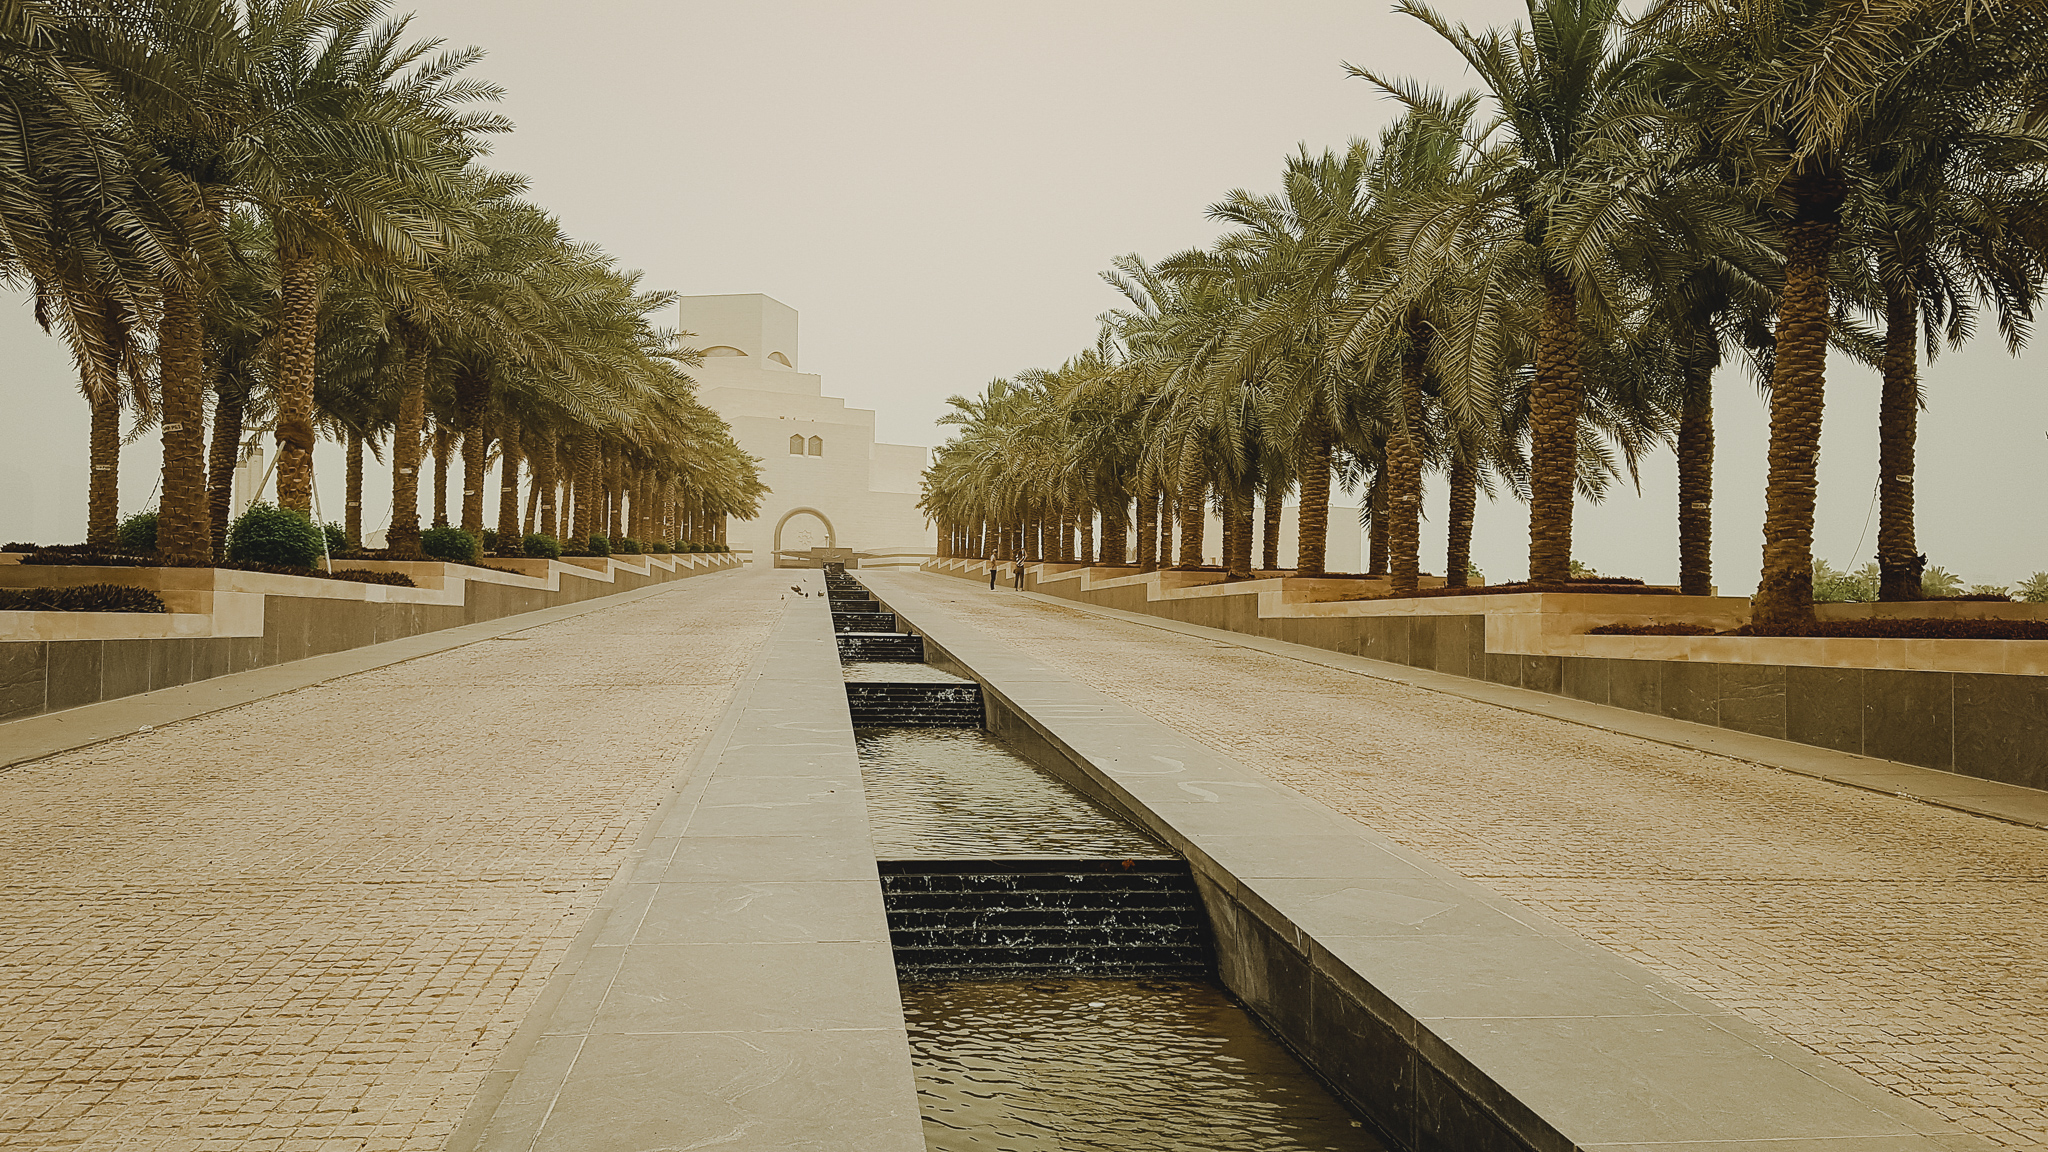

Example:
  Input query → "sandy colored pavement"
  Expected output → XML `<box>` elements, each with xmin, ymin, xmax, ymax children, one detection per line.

<box><xmin>0</xmin><ymin>569</ymin><xmax>783</xmax><ymax>1152</ymax></box>
<box><xmin>889</xmin><ymin>576</ymin><xmax>2048</xmax><ymax>1149</ymax></box>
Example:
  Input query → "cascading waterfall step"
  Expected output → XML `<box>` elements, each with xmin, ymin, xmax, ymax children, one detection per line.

<box><xmin>845</xmin><ymin>682</ymin><xmax>982</xmax><ymax>726</ymax></box>
<box><xmin>834</xmin><ymin>611</ymin><xmax>899</xmax><ymax>633</ymax></box>
<box><xmin>879</xmin><ymin>859</ymin><xmax>1211</xmax><ymax>981</ymax></box>
<box><xmin>839</xmin><ymin>633</ymin><xmax>924</xmax><ymax>661</ymax></box>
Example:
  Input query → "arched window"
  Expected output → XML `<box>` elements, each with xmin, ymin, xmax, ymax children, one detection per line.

<box><xmin>808</xmin><ymin>436</ymin><xmax>824</xmax><ymax>456</ymax></box>
<box><xmin>767</xmin><ymin>351</ymin><xmax>792</xmax><ymax>367</ymax></box>
<box><xmin>703</xmin><ymin>345</ymin><xmax>747</xmax><ymax>357</ymax></box>
<box><xmin>789</xmin><ymin>434</ymin><xmax>805</xmax><ymax>455</ymax></box>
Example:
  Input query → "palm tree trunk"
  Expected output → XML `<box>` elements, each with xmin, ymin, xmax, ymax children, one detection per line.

<box><xmin>1177</xmin><ymin>483</ymin><xmax>1206</xmax><ymax>568</ymax></box>
<box><xmin>272</xmin><ymin>246</ymin><xmax>324</xmax><ymax>516</ymax></box>
<box><xmin>1224</xmin><ymin>484</ymin><xmax>1253</xmax><ymax>580</ymax></box>
<box><xmin>156</xmin><ymin>278</ymin><xmax>209</xmax><ymax>564</ymax></box>
<box><xmin>206</xmin><ymin>380</ymin><xmax>244</xmax><ymax>560</ymax></box>
<box><xmin>1447</xmin><ymin>455</ymin><xmax>1475</xmax><ymax>588</ymax></box>
<box><xmin>1527</xmin><ymin>268</ymin><xmax>1586</xmax><ymax>585</ymax></box>
<box><xmin>1159</xmin><ymin>490</ymin><xmax>1175</xmax><ymax>567</ymax></box>
<box><xmin>572</xmin><ymin>429</ymin><xmax>600</xmax><ymax>544</ymax></box>
<box><xmin>1388</xmin><ymin>334</ymin><xmax>1428</xmax><ymax>595</ymax></box>
<box><xmin>1677</xmin><ymin>333</ymin><xmax>1715</xmax><ymax>597</ymax></box>
<box><xmin>1753</xmin><ymin>177</ymin><xmax>1845</xmax><ymax>630</ymax></box>
<box><xmin>1136</xmin><ymin>490</ymin><xmax>1158</xmax><ymax>571</ymax></box>
<box><xmin>536</xmin><ymin>435</ymin><xmax>558</xmax><ymax>540</ymax></box>
<box><xmin>388</xmin><ymin>331</ymin><xmax>429</xmax><ymax>556</ymax></box>
<box><xmin>1260</xmin><ymin>485</ymin><xmax>1283</xmax><ymax>572</ymax></box>
<box><xmin>1295</xmin><ymin>420</ymin><xmax>1332</xmax><ymax>575</ymax></box>
<box><xmin>456</xmin><ymin>368</ymin><xmax>490</xmax><ymax>535</ymax></box>
<box><xmin>1876</xmin><ymin>280</ymin><xmax>1921</xmax><ymax>601</ymax></box>
<box><xmin>605</xmin><ymin>444</ymin><xmax>624</xmax><ymax>541</ymax></box>
<box><xmin>85</xmin><ymin>390</ymin><xmax>121</xmax><ymax>547</ymax></box>
<box><xmin>497</xmin><ymin>415</ymin><xmax>522</xmax><ymax>548</ymax></box>
<box><xmin>344</xmin><ymin>429</ymin><xmax>364</xmax><ymax>550</ymax></box>
<box><xmin>431</xmin><ymin>422</ymin><xmax>451</xmax><ymax>528</ymax></box>
<box><xmin>1368</xmin><ymin>470</ymin><xmax>1388</xmax><ymax>576</ymax></box>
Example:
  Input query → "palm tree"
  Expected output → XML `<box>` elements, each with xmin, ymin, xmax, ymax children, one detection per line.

<box><xmin>1640</xmin><ymin>0</ymin><xmax>2047</xmax><ymax>626</ymax></box>
<box><xmin>255</xmin><ymin>3</ymin><xmax>498</xmax><ymax>516</ymax></box>
<box><xmin>1356</xmin><ymin>0</ymin><xmax>1649</xmax><ymax>586</ymax></box>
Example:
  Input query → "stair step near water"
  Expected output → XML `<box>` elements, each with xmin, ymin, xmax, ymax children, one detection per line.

<box><xmin>878</xmin><ymin>859</ymin><xmax>1211</xmax><ymax>980</ymax></box>
<box><xmin>846</xmin><ymin>682</ymin><xmax>982</xmax><ymax>726</ymax></box>
<box><xmin>838</xmin><ymin>633</ymin><xmax>923</xmax><ymax>661</ymax></box>
<box><xmin>833</xmin><ymin>611</ymin><xmax>899</xmax><ymax>633</ymax></box>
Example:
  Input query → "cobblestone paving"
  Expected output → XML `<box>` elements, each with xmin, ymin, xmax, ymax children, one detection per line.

<box><xmin>0</xmin><ymin>569</ymin><xmax>782</xmax><ymax>1152</ymax></box>
<box><xmin>901</xmin><ymin>580</ymin><xmax>2048</xmax><ymax>1148</ymax></box>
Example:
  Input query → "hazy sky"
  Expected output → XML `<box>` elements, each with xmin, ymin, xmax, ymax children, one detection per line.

<box><xmin>2</xmin><ymin>1</ymin><xmax>2043</xmax><ymax>592</ymax></box>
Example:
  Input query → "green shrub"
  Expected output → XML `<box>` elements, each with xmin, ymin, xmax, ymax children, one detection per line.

<box><xmin>523</xmin><ymin>533</ymin><xmax>562</xmax><ymax>559</ymax></box>
<box><xmin>0</xmin><ymin>583</ymin><xmax>167</xmax><ymax>613</ymax></box>
<box><xmin>616</xmin><ymin>537</ymin><xmax>642</xmax><ymax>555</ymax></box>
<box><xmin>420</xmin><ymin>526</ymin><xmax>480</xmax><ymax>564</ymax></box>
<box><xmin>588</xmin><ymin>534</ymin><xmax>611</xmax><ymax>556</ymax></box>
<box><xmin>481</xmin><ymin>529</ymin><xmax>500</xmax><ymax>554</ymax></box>
<box><xmin>321</xmin><ymin>521</ymin><xmax>347</xmax><ymax>556</ymax></box>
<box><xmin>228</xmin><ymin>503</ymin><xmax>324</xmax><ymax>568</ymax></box>
<box><xmin>117</xmin><ymin>511</ymin><xmax>158</xmax><ymax>554</ymax></box>
<box><xmin>2018</xmin><ymin>573</ymin><xmax>2048</xmax><ymax>604</ymax></box>
<box><xmin>682</xmin><ymin>541</ymin><xmax>701</xmax><ymax>553</ymax></box>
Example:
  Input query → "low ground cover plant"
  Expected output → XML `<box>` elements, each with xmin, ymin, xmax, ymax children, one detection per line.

<box><xmin>1594</xmin><ymin>619</ymin><xmax>2048</xmax><ymax>640</ymax></box>
<box><xmin>0</xmin><ymin>584</ymin><xmax>167</xmax><ymax>613</ymax></box>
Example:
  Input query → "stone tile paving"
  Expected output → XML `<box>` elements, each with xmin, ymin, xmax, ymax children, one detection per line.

<box><xmin>902</xmin><ymin>581</ymin><xmax>2048</xmax><ymax>1149</ymax></box>
<box><xmin>0</xmin><ymin>569</ymin><xmax>782</xmax><ymax>1152</ymax></box>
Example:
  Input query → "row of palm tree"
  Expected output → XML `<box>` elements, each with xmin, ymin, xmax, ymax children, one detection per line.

<box><xmin>920</xmin><ymin>0</ymin><xmax>2048</xmax><ymax>626</ymax></box>
<box><xmin>1</xmin><ymin>0</ymin><xmax>763</xmax><ymax>564</ymax></box>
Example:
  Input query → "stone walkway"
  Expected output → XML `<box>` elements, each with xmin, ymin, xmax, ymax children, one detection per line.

<box><xmin>891</xmin><ymin>577</ymin><xmax>2048</xmax><ymax>1149</ymax></box>
<box><xmin>0</xmin><ymin>568</ymin><xmax>783</xmax><ymax>1152</ymax></box>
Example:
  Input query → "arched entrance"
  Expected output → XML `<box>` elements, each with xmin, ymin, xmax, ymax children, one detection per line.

<box><xmin>772</xmin><ymin>507</ymin><xmax>836</xmax><ymax>566</ymax></box>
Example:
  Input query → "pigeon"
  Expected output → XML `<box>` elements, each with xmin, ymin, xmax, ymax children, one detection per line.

<box><xmin>790</xmin><ymin>585</ymin><xmax>805</xmax><ymax>596</ymax></box>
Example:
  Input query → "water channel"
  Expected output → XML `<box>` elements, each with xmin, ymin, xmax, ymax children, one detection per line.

<box><xmin>835</xmin><ymin>575</ymin><xmax>1381</xmax><ymax>1151</ymax></box>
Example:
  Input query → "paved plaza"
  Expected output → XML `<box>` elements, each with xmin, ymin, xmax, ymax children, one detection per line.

<box><xmin>0</xmin><ymin>569</ymin><xmax>780</xmax><ymax>1151</ymax></box>
<box><xmin>4</xmin><ymin>566</ymin><xmax>2046</xmax><ymax>1149</ymax></box>
<box><xmin>890</xmin><ymin>576</ymin><xmax>2048</xmax><ymax>1149</ymax></box>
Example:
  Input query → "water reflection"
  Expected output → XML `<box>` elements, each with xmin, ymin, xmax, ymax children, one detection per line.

<box><xmin>903</xmin><ymin>978</ymin><xmax>1385</xmax><ymax>1152</ymax></box>
<box><xmin>859</xmin><ymin>727</ymin><xmax>1167</xmax><ymax>860</ymax></box>
<box><xmin>843</xmin><ymin>661</ymin><xmax>975</xmax><ymax>684</ymax></box>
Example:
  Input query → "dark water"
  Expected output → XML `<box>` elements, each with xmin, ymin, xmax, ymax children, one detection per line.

<box><xmin>843</xmin><ymin>660</ymin><xmax>975</xmax><ymax>683</ymax></box>
<box><xmin>903</xmin><ymin>978</ymin><xmax>1386</xmax><ymax>1152</ymax></box>
<box><xmin>859</xmin><ymin>727</ymin><xmax>1168</xmax><ymax>860</ymax></box>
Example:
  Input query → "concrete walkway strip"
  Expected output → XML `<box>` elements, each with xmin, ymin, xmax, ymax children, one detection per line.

<box><xmin>0</xmin><ymin>568</ymin><xmax>743</xmax><ymax>771</ymax></box>
<box><xmin>865</xmin><ymin>572</ymin><xmax>1991</xmax><ymax>1152</ymax></box>
<box><xmin>463</xmin><ymin>571</ymin><xmax>925</xmax><ymax>1152</ymax></box>
<box><xmin>979</xmin><ymin>574</ymin><xmax>2048</xmax><ymax>831</ymax></box>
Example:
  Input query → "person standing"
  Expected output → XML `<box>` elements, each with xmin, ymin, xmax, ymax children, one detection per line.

<box><xmin>1012</xmin><ymin>559</ymin><xmax>1025</xmax><ymax>590</ymax></box>
<box><xmin>988</xmin><ymin>560</ymin><xmax>998</xmax><ymax>590</ymax></box>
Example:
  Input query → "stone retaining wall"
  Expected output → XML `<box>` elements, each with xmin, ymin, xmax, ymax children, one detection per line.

<box><xmin>925</xmin><ymin>560</ymin><xmax>2048</xmax><ymax>793</ymax></box>
<box><xmin>0</xmin><ymin>554</ymin><xmax>742</xmax><ymax>722</ymax></box>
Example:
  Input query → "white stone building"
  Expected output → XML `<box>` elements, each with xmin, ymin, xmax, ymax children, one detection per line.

<box><xmin>679</xmin><ymin>293</ymin><xmax>933</xmax><ymax>567</ymax></box>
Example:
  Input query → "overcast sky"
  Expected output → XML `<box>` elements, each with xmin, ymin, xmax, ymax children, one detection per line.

<box><xmin>2</xmin><ymin>0</ymin><xmax>2043</xmax><ymax>592</ymax></box>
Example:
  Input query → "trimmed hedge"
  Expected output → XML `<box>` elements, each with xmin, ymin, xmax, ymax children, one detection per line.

<box><xmin>0</xmin><ymin>584</ymin><xmax>167</xmax><ymax>613</ymax></box>
<box><xmin>588</xmin><ymin>534</ymin><xmax>611</xmax><ymax>556</ymax></box>
<box><xmin>118</xmin><ymin>511</ymin><xmax>159</xmax><ymax>553</ymax></box>
<box><xmin>523</xmin><ymin>533</ymin><xmax>562</xmax><ymax>559</ymax></box>
<box><xmin>229</xmin><ymin>504</ymin><xmax>325</xmax><ymax>568</ymax></box>
<box><xmin>421</xmin><ymin>526</ymin><xmax>480</xmax><ymax>564</ymax></box>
